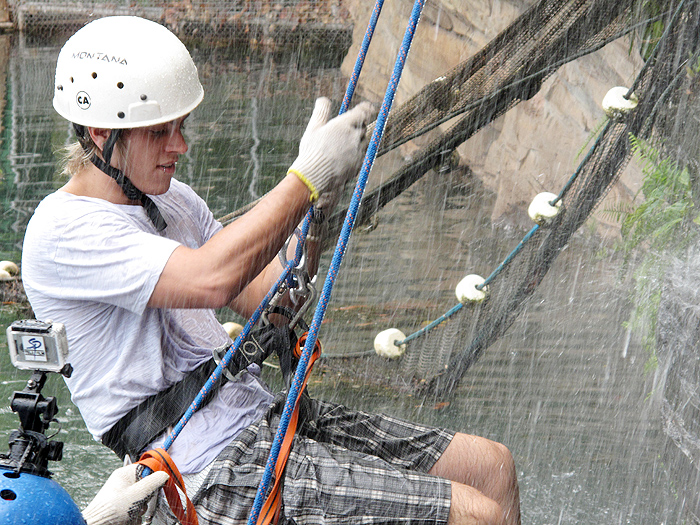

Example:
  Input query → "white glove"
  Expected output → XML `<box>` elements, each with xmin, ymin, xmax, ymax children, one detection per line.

<box><xmin>82</xmin><ymin>464</ymin><xmax>169</xmax><ymax>525</ymax></box>
<box><xmin>289</xmin><ymin>97</ymin><xmax>374</xmax><ymax>206</ymax></box>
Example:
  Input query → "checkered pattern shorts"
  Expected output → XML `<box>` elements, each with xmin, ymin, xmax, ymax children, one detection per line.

<box><xmin>161</xmin><ymin>394</ymin><xmax>455</xmax><ymax>525</ymax></box>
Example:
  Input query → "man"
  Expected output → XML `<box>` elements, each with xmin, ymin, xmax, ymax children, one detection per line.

<box><xmin>22</xmin><ymin>16</ymin><xmax>520</xmax><ymax>525</ymax></box>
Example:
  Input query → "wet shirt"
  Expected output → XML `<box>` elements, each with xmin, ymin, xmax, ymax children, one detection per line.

<box><xmin>21</xmin><ymin>179</ymin><xmax>274</xmax><ymax>473</ymax></box>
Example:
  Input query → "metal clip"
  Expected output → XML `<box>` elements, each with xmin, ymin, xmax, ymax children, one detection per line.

<box><xmin>277</xmin><ymin>229</ymin><xmax>311</xmax><ymax>303</ymax></box>
<box><xmin>289</xmin><ymin>276</ymin><xmax>317</xmax><ymax>330</ymax></box>
<box><xmin>274</xmin><ymin>230</ymin><xmax>318</xmax><ymax>329</ymax></box>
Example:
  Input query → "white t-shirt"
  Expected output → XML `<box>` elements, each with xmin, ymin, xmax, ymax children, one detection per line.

<box><xmin>21</xmin><ymin>179</ymin><xmax>273</xmax><ymax>473</ymax></box>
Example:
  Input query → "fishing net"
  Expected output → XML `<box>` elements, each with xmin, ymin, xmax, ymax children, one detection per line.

<box><xmin>327</xmin><ymin>0</ymin><xmax>635</xmax><ymax>238</ymax></box>
<box><xmin>347</xmin><ymin>0</ymin><xmax>700</xmax><ymax>395</ymax></box>
<box><xmin>11</xmin><ymin>0</ymin><xmax>353</xmax><ymax>50</ymax></box>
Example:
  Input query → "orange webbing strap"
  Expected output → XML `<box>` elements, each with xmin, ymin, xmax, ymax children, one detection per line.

<box><xmin>138</xmin><ymin>448</ymin><xmax>199</xmax><ymax>525</ymax></box>
<box><xmin>257</xmin><ymin>333</ymin><xmax>322</xmax><ymax>525</ymax></box>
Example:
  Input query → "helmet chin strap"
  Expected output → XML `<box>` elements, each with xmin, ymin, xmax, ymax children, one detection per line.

<box><xmin>74</xmin><ymin>125</ymin><xmax>167</xmax><ymax>232</ymax></box>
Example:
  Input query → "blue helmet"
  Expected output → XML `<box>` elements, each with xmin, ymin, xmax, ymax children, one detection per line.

<box><xmin>0</xmin><ymin>469</ymin><xmax>84</xmax><ymax>524</ymax></box>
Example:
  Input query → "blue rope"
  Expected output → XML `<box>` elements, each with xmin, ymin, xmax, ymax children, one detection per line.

<box><xmin>163</xmin><ymin>0</ymin><xmax>385</xmax><ymax>458</ymax></box>
<box><xmin>340</xmin><ymin>0</ymin><xmax>384</xmax><ymax>114</ymax></box>
<box><xmin>161</xmin><ymin>208</ymin><xmax>314</xmax><ymax>452</ymax></box>
<box><xmin>247</xmin><ymin>1</ymin><xmax>426</xmax><ymax>523</ymax></box>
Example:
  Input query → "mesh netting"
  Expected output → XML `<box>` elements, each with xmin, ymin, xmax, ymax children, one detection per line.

<box><xmin>211</xmin><ymin>0</ymin><xmax>699</xmax><ymax>394</ymax></box>
<box><xmin>10</xmin><ymin>0</ymin><xmax>352</xmax><ymax>51</ymax></box>
<box><xmin>327</xmin><ymin>0</ymin><xmax>637</xmax><ymax>237</ymax></box>
<box><xmin>377</xmin><ymin>0</ymin><xmax>700</xmax><ymax>396</ymax></box>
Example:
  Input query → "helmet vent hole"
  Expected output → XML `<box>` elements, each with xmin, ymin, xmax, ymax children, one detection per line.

<box><xmin>117</xmin><ymin>112</ymin><xmax>125</xmax><ymax>119</ymax></box>
<box><xmin>57</xmin><ymin>85</ymin><xmax>63</xmax><ymax>91</ymax></box>
<box><xmin>91</xmin><ymin>72</ymin><xmax>97</xmax><ymax>79</ymax></box>
<box><xmin>117</xmin><ymin>82</ymin><xmax>124</xmax><ymax>89</ymax></box>
<box><xmin>3</xmin><ymin>472</ymin><xmax>19</xmax><ymax>479</ymax></box>
<box><xmin>140</xmin><ymin>94</ymin><xmax>147</xmax><ymax>101</ymax></box>
<box><xmin>0</xmin><ymin>489</ymin><xmax>16</xmax><ymax>500</ymax></box>
<box><xmin>70</xmin><ymin>77</ymin><xmax>74</xmax><ymax>83</ymax></box>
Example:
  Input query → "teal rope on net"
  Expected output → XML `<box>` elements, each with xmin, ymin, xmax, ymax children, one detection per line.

<box><xmin>394</xmin><ymin>116</ymin><xmax>615</xmax><ymax>347</ymax></box>
<box><xmin>392</xmin><ymin>0</ymin><xmax>690</xmax><ymax>349</ymax></box>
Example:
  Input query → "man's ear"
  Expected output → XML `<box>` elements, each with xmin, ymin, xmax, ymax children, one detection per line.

<box><xmin>87</xmin><ymin>127</ymin><xmax>112</xmax><ymax>151</ymax></box>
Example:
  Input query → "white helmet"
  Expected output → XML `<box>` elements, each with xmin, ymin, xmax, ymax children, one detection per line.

<box><xmin>53</xmin><ymin>16</ymin><xmax>204</xmax><ymax>129</ymax></box>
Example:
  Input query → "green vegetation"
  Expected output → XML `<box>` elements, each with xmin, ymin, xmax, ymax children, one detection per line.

<box><xmin>610</xmin><ymin>135</ymin><xmax>699</xmax><ymax>368</ymax></box>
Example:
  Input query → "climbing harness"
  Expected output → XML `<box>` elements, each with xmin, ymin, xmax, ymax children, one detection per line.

<box><xmin>133</xmin><ymin>215</ymin><xmax>317</xmax><ymax>521</ymax></box>
<box><xmin>157</xmin><ymin>207</ymin><xmax>314</xmax><ymax>457</ymax></box>
<box><xmin>102</xmin><ymin>321</ymin><xmax>295</xmax><ymax>461</ymax></box>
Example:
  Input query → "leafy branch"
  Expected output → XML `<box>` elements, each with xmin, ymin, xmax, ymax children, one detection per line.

<box><xmin>615</xmin><ymin>135</ymin><xmax>699</xmax><ymax>364</ymax></box>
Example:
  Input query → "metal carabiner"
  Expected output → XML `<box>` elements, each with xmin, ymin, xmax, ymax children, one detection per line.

<box><xmin>274</xmin><ymin>230</ymin><xmax>317</xmax><ymax>329</ymax></box>
<box><xmin>289</xmin><ymin>276</ymin><xmax>318</xmax><ymax>330</ymax></box>
<box><xmin>277</xmin><ymin>229</ymin><xmax>313</xmax><ymax>303</ymax></box>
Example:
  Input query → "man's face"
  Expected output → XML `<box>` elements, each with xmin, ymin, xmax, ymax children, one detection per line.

<box><xmin>116</xmin><ymin>116</ymin><xmax>189</xmax><ymax>195</ymax></box>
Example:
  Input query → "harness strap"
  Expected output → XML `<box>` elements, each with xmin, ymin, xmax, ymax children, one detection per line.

<box><xmin>257</xmin><ymin>333</ymin><xmax>322</xmax><ymax>525</ymax></box>
<box><xmin>90</xmin><ymin>151</ymin><xmax>168</xmax><ymax>232</ymax></box>
<box><xmin>102</xmin><ymin>357</ymin><xmax>221</xmax><ymax>460</ymax></box>
<box><xmin>72</xmin><ymin>124</ymin><xmax>168</xmax><ymax>231</ymax></box>
<box><xmin>103</xmin><ymin>324</ymin><xmax>293</xmax><ymax>461</ymax></box>
<box><xmin>138</xmin><ymin>448</ymin><xmax>198</xmax><ymax>525</ymax></box>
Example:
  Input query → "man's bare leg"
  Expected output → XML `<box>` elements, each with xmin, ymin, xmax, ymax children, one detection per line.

<box><xmin>429</xmin><ymin>433</ymin><xmax>521</xmax><ymax>525</ymax></box>
<box><xmin>447</xmin><ymin>482</ymin><xmax>504</xmax><ymax>524</ymax></box>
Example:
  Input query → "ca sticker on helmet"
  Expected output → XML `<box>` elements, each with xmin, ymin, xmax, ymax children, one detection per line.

<box><xmin>76</xmin><ymin>91</ymin><xmax>91</xmax><ymax>110</ymax></box>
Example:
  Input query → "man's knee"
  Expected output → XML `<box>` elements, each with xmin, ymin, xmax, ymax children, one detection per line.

<box><xmin>489</xmin><ymin>441</ymin><xmax>517</xmax><ymax>481</ymax></box>
<box><xmin>480</xmin><ymin>440</ymin><xmax>518</xmax><ymax>504</ymax></box>
<box><xmin>436</xmin><ymin>433</ymin><xmax>516</xmax><ymax>482</ymax></box>
<box><xmin>448</xmin><ymin>481</ymin><xmax>504</xmax><ymax>525</ymax></box>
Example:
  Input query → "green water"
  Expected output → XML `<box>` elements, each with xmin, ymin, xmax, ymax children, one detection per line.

<box><xmin>0</xmin><ymin>32</ymin><xmax>691</xmax><ymax>523</ymax></box>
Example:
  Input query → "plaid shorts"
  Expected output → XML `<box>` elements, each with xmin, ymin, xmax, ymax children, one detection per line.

<box><xmin>162</xmin><ymin>394</ymin><xmax>454</xmax><ymax>525</ymax></box>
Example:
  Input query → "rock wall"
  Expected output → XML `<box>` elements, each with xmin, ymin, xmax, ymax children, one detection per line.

<box><xmin>341</xmin><ymin>0</ymin><xmax>644</xmax><ymax>238</ymax></box>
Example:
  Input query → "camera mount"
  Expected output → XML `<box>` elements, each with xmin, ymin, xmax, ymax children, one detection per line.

<box><xmin>1</xmin><ymin>320</ymin><xmax>73</xmax><ymax>478</ymax></box>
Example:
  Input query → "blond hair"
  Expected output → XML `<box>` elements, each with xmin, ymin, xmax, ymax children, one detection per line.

<box><xmin>59</xmin><ymin>130</ymin><xmax>128</xmax><ymax>177</ymax></box>
<box><xmin>59</xmin><ymin>139</ymin><xmax>98</xmax><ymax>178</ymax></box>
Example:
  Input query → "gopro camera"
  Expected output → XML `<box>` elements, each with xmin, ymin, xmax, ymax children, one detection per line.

<box><xmin>1</xmin><ymin>320</ymin><xmax>72</xmax><ymax>477</ymax></box>
<box><xmin>6</xmin><ymin>320</ymin><xmax>70</xmax><ymax>375</ymax></box>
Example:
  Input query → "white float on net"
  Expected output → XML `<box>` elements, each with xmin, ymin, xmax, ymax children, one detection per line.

<box><xmin>602</xmin><ymin>86</ymin><xmax>638</xmax><ymax>120</ymax></box>
<box><xmin>373</xmin><ymin>328</ymin><xmax>407</xmax><ymax>359</ymax></box>
<box><xmin>528</xmin><ymin>192</ymin><xmax>561</xmax><ymax>225</ymax></box>
<box><xmin>0</xmin><ymin>261</ymin><xmax>19</xmax><ymax>277</ymax></box>
<box><xmin>455</xmin><ymin>274</ymin><xmax>488</xmax><ymax>303</ymax></box>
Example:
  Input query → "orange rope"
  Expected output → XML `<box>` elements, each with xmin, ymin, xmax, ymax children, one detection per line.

<box><xmin>257</xmin><ymin>333</ymin><xmax>322</xmax><ymax>525</ymax></box>
<box><xmin>138</xmin><ymin>448</ymin><xmax>199</xmax><ymax>525</ymax></box>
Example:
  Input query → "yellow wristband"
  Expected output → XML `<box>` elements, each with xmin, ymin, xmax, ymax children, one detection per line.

<box><xmin>288</xmin><ymin>168</ymin><xmax>319</xmax><ymax>203</ymax></box>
